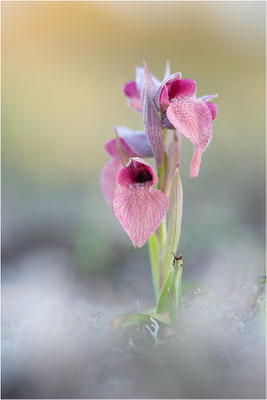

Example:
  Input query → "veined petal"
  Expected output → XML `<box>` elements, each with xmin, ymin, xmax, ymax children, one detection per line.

<box><xmin>153</xmin><ymin>72</ymin><xmax>181</xmax><ymax>110</ymax></box>
<box><xmin>113</xmin><ymin>185</ymin><xmax>169</xmax><ymax>249</ymax></box>
<box><xmin>166</xmin><ymin>96</ymin><xmax>213</xmax><ymax>149</ymax></box>
<box><xmin>101</xmin><ymin>156</ymin><xmax>122</xmax><ymax>206</ymax></box>
<box><xmin>190</xmin><ymin>146</ymin><xmax>203</xmax><ymax>178</ymax></box>
<box><xmin>113</xmin><ymin>158</ymin><xmax>169</xmax><ymax>248</ymax></box>
<box><xmin>116</xmin><ymin>126</ymin><xmax>153</xmax><ymax>158</ymax></box>
<box><xmin>142</xmin><ymin>62</ymin><xmax>165</xmax><ymax>167</ymax></box>
<box><xmin>136</xmin><ymin>66</ymin><xmax>161</xmax><ymax>94</ymax></box>
<box><xmin>206</xmin><ymin>102</ymin><xmax>218</xmax><ymax>120</ymax></box>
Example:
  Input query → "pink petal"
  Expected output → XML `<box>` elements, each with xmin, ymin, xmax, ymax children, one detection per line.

<box><xmin>123</xmin><ymin>81</ymin><xmax>142</xmax><ymax>112</ymax></box>
<box><xmin>123</xmin><ymin>81</ymin><xmax>140</xmax><ymax>99</ymax></box>
<box><xmin>206</xmin><ymin>102</ymin><xmax>218</xmax><ymax>120</ymax></box>
<box><xmin>105</xmin><ymin>139</ymin><xmax>119</xmax><ymax>157</ymax></box>
<box><xmin>166</xmin><ymin>96</ymin><xmax>213</xmax><ymax>149</ymax></box>
<box><xmin>117</xmin><ymin>157</ymin><xmax>158</xmax><ymax>188</ymax></box>
<box><xmin>129</xmin><ymin>98</ymin><xmax>142</xmax><ymax>112</ymax></box>
<box><xmin>113</xmin><ymin>185</ymin><xmax>169</xmax><ymax>249</ymax></box>
<box><xmin>142</xmin><ymin>62</ymin><xmax>165</xmax><ymax>167</ymax></box>
<box><xmin>105</xmin><ymin>138</ymin><xmax>134</xmax><ymax>158</ymax></box>
<box><xmin>168</xmin><ymin>78</ymin><xmax>196</xmax><ymax>100</ymax></box>
<box><xmin>190</xmin><ymin>146</ymin><xmax>203</xmax><ymax>178</ymax></box>
<box><xmin>101</xmin><ymin>156</ymin><xmax>122</xmax><ymax>206</ymax></box>
<box><xmin>153</xmin><ymin>72</ymin><xmax>181</xmax><ymax>110</ymax></box>
<box><xmin>116</xmin><ymin>126</ymin><xmax>153</xmax><ymax>158</ymax></box>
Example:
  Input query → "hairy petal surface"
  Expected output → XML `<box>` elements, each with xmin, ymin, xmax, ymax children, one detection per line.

<box><xmin>206</xmin><ymin>102</ymin><xmax>218</xmax><ymax>120</ymax></box>
<box><xmin>113</xmin><ymin>185</ymin><xmax>169</xmax><ymax>249</ymax></box>
<box><xmin>166</xmin><ymin>96</ymin><xmax>213</xmax><ymax>149</ymax></box>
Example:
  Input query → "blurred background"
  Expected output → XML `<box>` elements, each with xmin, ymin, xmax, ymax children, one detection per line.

<box><xmin>2</xmin><ymin>2</ymin><xmax>265</xmax><ymax>398</ymax></box>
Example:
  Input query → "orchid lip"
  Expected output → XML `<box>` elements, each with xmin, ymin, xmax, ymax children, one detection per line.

<box><xmin>113</xmin><ymin>157</ymin><xmax>169</xmax><ymax>248</ymax></box>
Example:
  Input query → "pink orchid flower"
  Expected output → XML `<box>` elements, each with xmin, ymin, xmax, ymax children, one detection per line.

<box><xmin>154</xmin><ymin>75</ymin><xmax>218</xmax><ymax>178</ymax></box>
<box><xmin>101</xmin><ymin>127</ymin><xmax>153</xmax><ymax>207</ymax></box>
<box><xmin>113</xmin><ymin>158</ymin><xmax>169</xmax><ymax>249</ymax></box>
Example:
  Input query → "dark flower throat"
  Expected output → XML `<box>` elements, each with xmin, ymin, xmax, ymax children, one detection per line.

<box><xmin>135</xmin><ymin>170</ymin><xmax>153</xmax><ymax>184</ymax></box>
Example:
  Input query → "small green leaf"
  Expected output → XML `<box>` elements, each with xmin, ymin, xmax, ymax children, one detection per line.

<box><xmin>156</xmin><ymin>255</ymin><xmax>183</xmax><ymax>324</ymax></box>
<box><xmin>112</xmin><ymin>312</ymin><xmax>170</xmax><ymax>330</ymax></box>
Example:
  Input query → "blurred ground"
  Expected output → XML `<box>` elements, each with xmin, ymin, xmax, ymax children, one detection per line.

<box><xmin>2</xmin><ymin>1</ymin><xmax>265</xmax><ymax>398</ymax></box>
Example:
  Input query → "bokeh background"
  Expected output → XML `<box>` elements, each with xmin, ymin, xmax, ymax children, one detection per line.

<box><xmin>2</xmin><ymin>1</ymin><xmax>265</xmax><ymax>398</ymax></box>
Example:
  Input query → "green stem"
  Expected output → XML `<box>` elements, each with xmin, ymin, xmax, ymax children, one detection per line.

<box><xmin>156</xmin><ymin>132</ymin><xmax>168</xmax><ymax>290</ymax></box>
<box><xmin>162</xmin><ymin>168</ymin><xmax>183</xmax><ymax>282</ymax></box>
<box><xmin>157</xmin><ymin>165</ymin><xmax>165</xmax><ymax>191</ymax></box>
<box><xmin>148</xmin><ymin>233</ymin><xmax>160</xmax><ymax>301</ymax></box>
<box><xmin>157</xmin><ymin>217</ymin><xmax>167</xmax><ymax>289</ymax></box>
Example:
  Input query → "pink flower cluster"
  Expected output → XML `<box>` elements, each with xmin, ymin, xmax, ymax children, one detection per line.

<box><xmin>101</xmin><ymin>62</ymin><xmax>217</xmax><ymax>248</ymax></box>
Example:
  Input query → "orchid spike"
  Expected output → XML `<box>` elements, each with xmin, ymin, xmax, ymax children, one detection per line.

<box><xmin>113</xmin><ymin>158</ymin><xmax>169</xmax><ymax>249</ymax></box>
<box><xmin>142</xmin><ymin>62</ymin><xmax>165</xmax><ymax>168</ymax></box>
<box><xmin>153</xmin><ymin>75</ymin><xmax>217</xmax><ymax>178</ymax></box>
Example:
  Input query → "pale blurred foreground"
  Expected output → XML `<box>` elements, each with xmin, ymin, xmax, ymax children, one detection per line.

<box><xmin>2</xmin><ymin>185</ymin><xmax>265</xmax><ymax>399</ymax></box>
